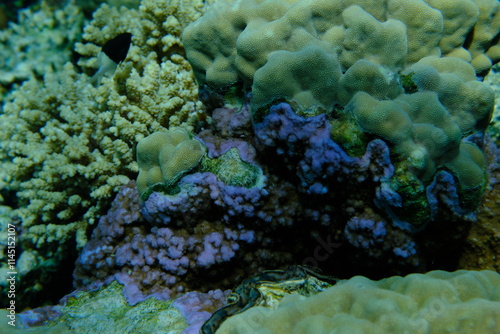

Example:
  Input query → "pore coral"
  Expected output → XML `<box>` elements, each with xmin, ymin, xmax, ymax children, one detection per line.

<box><xmin>182</xmin><ymin>0</ymin><xmax>495</xmax><ymax>226</ymax></box>
<box><xmin>136</xmin><ymin>128</ymin><xmax>206</xmax><ymax>196</ymax></box>
<box><xmin>216</xmin><ymin>269</ymin><xmax>500</xmax><ymax>334</ymax></box>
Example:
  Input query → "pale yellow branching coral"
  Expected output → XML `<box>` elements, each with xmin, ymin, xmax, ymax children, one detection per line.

<box><xmin>0</xmin><ymin>1</ymin><xmax>83</xmax><ymax>100</ymax></box>
<box><xmin>0</xmin><ymin>0</ymin><xmax>216</xmax><ymax>290</ymax></box>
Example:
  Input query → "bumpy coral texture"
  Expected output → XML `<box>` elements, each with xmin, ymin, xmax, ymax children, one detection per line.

<box><xmin>74</xmin><ymin>180</ymin><xmax>259</xmax><ymax>306</ymax></box>
<box><xmin>485</xmin><ymin>67</ymin><xmax>500</xmax><ymax>145</ymax></box>
<box><xmin>217</xmin><ymin>270</ymin><xmax>500</xmax><ymax>334</ymax></box>
<box><xmin>459</xmin><ymin>136</ymin><xmax>500</xmax><ymax>272</ymax></box>
<box><xmin>183</xmin><ymin>0</ymin><xmax>500</xmax><ymax>93</ymax></box>
<box><xmin>74</xmin><ymin>86</ymin><xmax>499</xmax><ymax>314</ymax></box>
<box><xmin>0</xmin><ymin>0</ymin><xmax>214</xmax><ymax>309</ymax></box>
<box><xmin>0</xmin><ymin>2</ymin><xmax>83</xmax><ymax>97</ymax></box>
<box><xmin>183</xmin><ymin>0</ymin><xmax>496</xmax><ymax>220</ymax></box>
<box><xmin>136</xmin><ymin>128</ymin><xmax>206</xmax><ymax>196</ymax></box>
<box><xmin>76</xmin><ymin>99</ymin><xmax>435</xmax><ymax>307</ymax></box>
<box><xmin>13</xmin><ymin>280</ymin><xmax>228</xmax><ymax>333</ymax></box>
<box><xmin>172</xmin><ymin>289</ymin><xmax>230</xmax><ymax>334</ymax></box>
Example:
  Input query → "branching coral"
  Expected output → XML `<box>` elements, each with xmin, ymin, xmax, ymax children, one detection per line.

<box><xmin>0</xmin><ymin>0</ymin><xmax>215</xmax><ymax>309</ymax></box>
<box><xmin>0</xmin><ymin>1</ymin><xmax>83</xmax><ymax>100</ymax></box>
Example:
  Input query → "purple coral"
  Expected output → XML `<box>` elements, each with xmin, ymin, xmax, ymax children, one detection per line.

<box><xmin>344</xmin><ymin>216</ymin><xmax>417</xmax><ymax>263</ymax></box>
<box><xmin>255</xmin><ymin>103</ymin><xmax>395</xmax><ymax>193</ymax></box>
<box><xmin>75</xmin><ymin>100</ymin><xmax>478</xmax><ymax>303</ymax></box>
<box><xmin>172</xmin><ymin>289</ymin><xmax>230</xmax><ymax>334</ymax></box>
<box><xmin>344</xmin><ymin>217</ymin><xmax>387</xmax><ymax>249</ymax></box>
<box><xmin>426</xmin><ymin>170</ymin><xmax>475</xmax><ymax>221</ymax></box>
<box><xmin>142</xmin><ymin>172</ymin><xmax>266</xmax><ymax>224</ymax></box>
<box><xmin>74</xmin><ymin>180</ymin><xmax>260</xmax><ymax>306</ymax></box>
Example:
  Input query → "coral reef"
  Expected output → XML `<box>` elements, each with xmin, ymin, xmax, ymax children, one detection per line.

<box><xmin>0</xmin><ymin>0</ymin><xmax>214</xmax><ymax>309</ymax></box>
<box><xmin>0</xmin><ymin>1</ymin><xmax>83</xmax><ymax>100</ymax></box>
<box><xmin>2</xmin><ymin>0</ymin><xmax>499</xmax><ymax>332</ymax></box>
<box><xmin>0</xmin><ymin>280</ymin><xmax>227</xmax><ymax>334</ymax></box>
<box><xmin>183</xmin><ymin>1</ymin><xmax>495</xmax><ymax>215</ymax></box>
<box><xmin>173</xmin><ymin>289</ymin><xmax>230</xmax><ymax>334</ymax></box>
<box><xmin>136</xmin><ymin>128</ymin><xmax>206</xmax><ymax>196</ymax></box>
<box><xmin>216</xmin><ymin>269</ymin><xmax>500</xmax><ymax>333</ymax></box>
<box><xmin>74</xmin><ymin>179</ymin><xmax>267</xmax><ymax>305</ymax></box>
<box><xmin>485</xmin><ymin>67</ymin><xmax>500</xmax><ymax>145</ymax></box>
<box><xmin>459</xmin><ymin>137</ymin><xmax>500</xmax><ymax>272</ymax></box>
<box><xmin>183</xmin><ymin>0</ymin><xmax>500</xmax><ymax>105</ymax></box>
<box><xmin>76</xmin><ymin>96</ymin><xmax>486</xmax><ymax>304</ymax></box>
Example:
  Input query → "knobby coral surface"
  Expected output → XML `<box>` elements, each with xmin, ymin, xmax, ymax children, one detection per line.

<box><xmin>0</xmin><ymin>0</ymin><xmax>214</xmax><ymax>308</ymax></box>
<box><xmin>217</xmin><ymin>270</ymin><xmax>500</xmax><ymax>333</ymax></box>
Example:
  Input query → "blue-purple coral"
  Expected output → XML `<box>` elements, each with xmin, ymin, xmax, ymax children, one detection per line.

<box><xmin>74</xmin><ymin>94</ymin><xmax>480</xmax><ymax>302</ymax></box>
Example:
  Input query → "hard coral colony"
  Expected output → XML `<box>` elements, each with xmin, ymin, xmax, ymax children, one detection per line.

<box><xmin>0</xmin><ymin>0</ymin><xmax>500</xmax><ymax>333</ymax></box>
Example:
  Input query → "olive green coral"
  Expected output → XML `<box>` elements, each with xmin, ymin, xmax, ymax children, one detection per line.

<box><xmin>183</xmin><ymin>0</ymin><xmax>500</xmax><ymax>111</ymax></box>
<box><xmin>136</xmin><ymin>128</ymin><xmax>206</xmax><ymax>196</ymax></box>
<box><xmin>0</xmin><ymin>0</ymin><xmax>215</xmax><ymax>308</ymax></box>
<box><xmin>216</xmin><ymin>270</ymin><xmax>500</xmax><ymax>334</ymax></box>
<box><xmin>200</xmin><ymin>148</ymin><xmax>264</xmax><ymax>188</ymax></box>
<box><xmin>183</xmin><ymin>0</ymin><xmax>495</xmax><ymax>212</ymax></box>
<box><xmin>0</xmin><ymin>281</ymin><xmax>188</xmax><ymax>334</ymax></box>
<box><xmin>137</xmin><ymin>132</ymin><xmax>264</xmax><ymax>198</ymax></box>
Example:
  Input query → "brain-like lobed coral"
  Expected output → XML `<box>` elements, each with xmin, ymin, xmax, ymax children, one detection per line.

<box><xmin>183</xmin><ymin>0</ymin><xmax>496</xmax><ymax>219</ymax></box>
<box><xmin>136</xmin><ymin>128</ymin><xmax>207</xmax><ymax>196</ymax></box>
<box><xmin>216</xmin><ymin>269</ymin><xmax>500</xmax><ymax>333</ymax></box>
<box><xmin>72</xmin><ymin>0</ymin><xmax>500</xmax><ymax>310</ymax></box>
<box><xmin>183</xmin><ymin>0</ymin><xmax>500</xmax><ymax>100</ymax></box>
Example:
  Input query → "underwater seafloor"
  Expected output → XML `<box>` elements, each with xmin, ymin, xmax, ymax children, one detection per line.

<box><xmin>1</xmin><ymin>0</ymin><xmax>500</xmax><ymax>333</ymax></box>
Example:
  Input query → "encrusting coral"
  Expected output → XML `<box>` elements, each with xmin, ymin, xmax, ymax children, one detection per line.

<box><xmin>0</xmin><ymin>0</ymin><xmax>214</xmax><ymax>308</ymax></box>
<box><xmin>73</xmin><ymin>0</ymin><xmax>500</xmax><ymax>311</ymax></box>
<box><xmin>216</xmin><ymin>270</ymin><xmax>500</xmax><ymax>333</ymax></box>
<box><xmin>4</xmin><ymin>280</ymin><xmax>228</xmax><ymax>334</ymax></box>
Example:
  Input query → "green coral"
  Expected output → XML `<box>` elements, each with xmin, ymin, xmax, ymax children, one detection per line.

<box><xmin>183</xmin><ymin>0</ymin><xmax>500</xmax><ymax>111</ymax></box>
<box><xmin>0</xmin><ymin>281</ymin><xmax>188</xmax><ymax>334</ymax></box>
<box><xmin>217</xmin><ymin>270</ymin><xmax>500</xmax><ymax>334</ymax></box>
<box><xmin>183</xmin><ymin>0</ymin><xmax>496</xmax><ymax>216</ymax></box>
<box><xmin>200</xmin><ymin>148</ymin><xmax>263</xmax><ymax>188</ymax></box>
<box><xmin>137</xmin><ymin>131</ymin><xmax>264</xmax><ymax>200</ymax></box>
<box><xmin>389</xmin><ymin>163</ymin><xmax>430</xmax><ymax>227</ymax></box>
<box><xmin>136</xmin><ymin>128</ymin><xmax>207</xmax><ymax>197</ymax></box>
<box><xmin>0</xmin><ymin>0</ymin><xmax>215</xmax><ymax>309</ymax></box>
<box><xmin>401</xmin><ymin>71</ymin><xmax>419</xmax><ymax>94</ymax></box>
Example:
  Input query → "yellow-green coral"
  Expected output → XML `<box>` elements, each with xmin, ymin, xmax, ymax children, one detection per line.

<box><xmin>0</xmin><ymin>0</ymin><xmax>215</xmax><ymax>294</ymax></box>
<box><xmin>183</xmin><ymin>0</ymin><xmax>500</xmax><ymax>109</ymax></box>
<box><xmin>0</xmin><ymin>281</ymin><xmax>188</xmax><ymax>334</ymax></box>
<box><xmin>217</xmin><ymin>270</ymin><xmax>500</xmax><ymax>334</ymax></box>
<box><xmin>136</xmin><ymin>129</ymin><xmax>206</xmax><ymax>196</ymax></box>
<box><xmin>0</xmin><ymin>1</ymin><xmax>83</xmax><ymax>93</ymax></box>
<box><xmin>183</xmin><ymin>0</ymin><xmax>495</xmax><ymax>211</ymax></box>
<box><xmin>200</xmin><ymin>148</ymin><xmax>264</xmax><ymax>188</ymax></box>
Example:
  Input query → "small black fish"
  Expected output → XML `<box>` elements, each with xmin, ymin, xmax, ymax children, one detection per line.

<box><xmin>102</xmin><ymin>32</ymin><xmax>132</xmax><ymax>64</ymax></box>
<box><xmin>89</xmin><ymin>32</ymin><xmax>132</xmax><ymax>86</ymax></box>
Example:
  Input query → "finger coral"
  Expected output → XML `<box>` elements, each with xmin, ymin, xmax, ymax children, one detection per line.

<box><xmin>0</xmin><ymin>0</ymin><xmax>214</xmax><ymax>309</ymax></box>
<box><xmin>0</xmin><ymin>2</ymin><xmax>83</xmax><ymax>96</ymax></box>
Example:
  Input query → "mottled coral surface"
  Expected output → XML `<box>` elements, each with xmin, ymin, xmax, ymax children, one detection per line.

<box><xmin>1</xmin><ymin>2</ymin><xmax>500</xmax><ymax>332</ymax></box>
